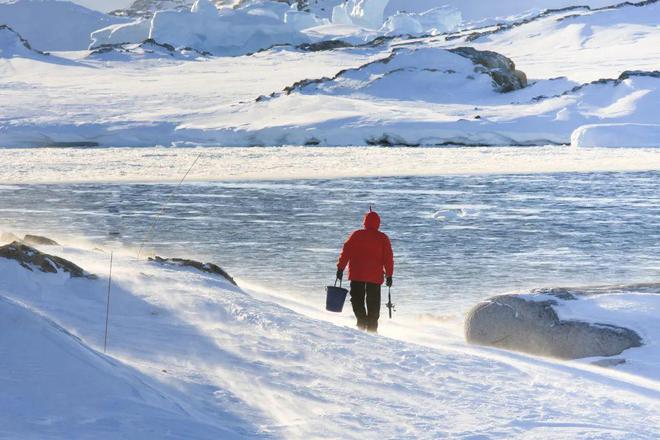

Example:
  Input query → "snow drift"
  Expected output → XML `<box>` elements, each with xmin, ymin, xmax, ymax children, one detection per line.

<box><xmin>1</xmin><ymin>238</ymin><xmax>659</xmax><ymax>438</ymax></box>
<box><xmin>572</xmin><ymin>123</ymin><xmax>660</xmax><ymax>148</ymax></box>
<box><xmin>0</xmin><ymin>295</ymin><xmax>241</xmax><ymax>439</ymax></box>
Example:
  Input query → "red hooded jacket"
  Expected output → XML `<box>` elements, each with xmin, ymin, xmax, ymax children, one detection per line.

<box><xmin>337</xmin><ymin>211</ymin><xmax>394</xmax><ymax>285</ymax></box>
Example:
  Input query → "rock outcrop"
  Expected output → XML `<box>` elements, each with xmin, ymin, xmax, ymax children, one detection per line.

<box><xmin>0</xmin><ymin>24</ymin><xmax>48</xmax><ymax>58</ymax></box>
<box><xmin>23</xmin><ymin>235</ymin><xmax>59</xmax><ymax>246</ymax></box>
<box><xmin>449</xmin><ymin>47</ymin><xmax>527</xmax><ymax>92</ymax></box>
<box><xmin>465</xmin><ymin>292</ymin><xmax>642</xmax><ymax>359</ymax></box>
<box><xmin>149</xmin><ymin>256</ymin><xmax>237</xmax><ymax>286</ymax></box>
<box><xmin>277</xmin><ymin>45</ymin><xmax>528</xmax><ymax>103</ymax></box>
<box><xmin>0</xmin><ymin>242</ymin><xmax>95</xmax><ymax>279</ymax></box>
<box><xmin>89</xmin><ymin>39</ymin><xmax>211</xmax><ymax>60</ymax></box>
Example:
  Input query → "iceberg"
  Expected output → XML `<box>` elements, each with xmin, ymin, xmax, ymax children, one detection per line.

<box><xmin>380</xmin><ymin>6</ymin><xmax>462</xmax><ymax>36</ymax></box>
<box><xmin>331</xmin><ymin>0</ymin><xmax>389</xmax><ymax>30</ymax></box>
<box><xmin>96</xmin><ymin>0</ymin><xmax>312</xmax><ymax>55</ymax></box>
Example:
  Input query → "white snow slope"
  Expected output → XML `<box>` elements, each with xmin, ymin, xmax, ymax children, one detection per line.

<box><xmin>0</xmin><ymin>0</ymin><xmax>127</xmax><ymax>51</ymax></box>
<box><xmin>1</xmin><ymin>0</ymin><xmax>658</xmax><ymax>147</ymax></box>
<box><xmin>1</xmin><ymin>240</ymin><xmax>659</xmax><ymax>439</ymax></box>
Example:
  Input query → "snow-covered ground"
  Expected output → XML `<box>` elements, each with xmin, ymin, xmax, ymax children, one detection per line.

<box><xmin>1</xmin><ymin>242</ymin><xmax>659</xmax><ymax>439</ymax></box>
<box><xmin>2</xmin><ymin>0</ymin><xmax>660</xmax><ymax>437</ymax></box>
<box><xmin>1</xmin><ymin>0</ymin><xmax>658</xmax><ymax>147</ymax></box>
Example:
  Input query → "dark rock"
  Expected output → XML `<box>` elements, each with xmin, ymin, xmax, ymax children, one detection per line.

<box><xmin>297</xmin><ymin>40</ymin><xmax>353</xmax><ymax>52</ymax></box>
<box><xmin>23</xmin><ymin>235</ymin><xmax>59</xmax><ymax>246</ymax></box>
<box><xmin>465</xmin><ymin>293</ymin><xmax>642</xmax><ymax>359</ymax></box>
<box><xmin>449</xmin><ymin>47</ymin><xmax>527</xmax><ymax>92</ymax></box>
<box><xmin>46</xmin><ymin>141</ymin><xmax>100</xmax><ymax>148</ymax></box>
<box><xmin>365</xmin><ymin>134</ymin><xmax>420</xmax><ymax>147</ymax></box>
<box><xmin>591</xmin><ymin>358</ymin><xmax>626</xmax><ymax>368</ymax></box>
<box><xmin>149</xmin><ymin>256</ymin><xmax>237</xmax><ymax>286</ymax></box>
<box><xmin>89</xmin><ymin>39</ymin><xmax>211</xmax><ymax>59</ymax></box>
<box><xmin>0</xmin><ymin>242</ymin><xmax>95</xmax><ymax>279</ymax></box>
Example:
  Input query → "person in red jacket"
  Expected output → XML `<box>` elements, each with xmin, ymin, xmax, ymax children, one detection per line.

<box><xmin>336</xmin><ymin>208</ymin><xmax>394</xmax><ymax>333</ymax></box>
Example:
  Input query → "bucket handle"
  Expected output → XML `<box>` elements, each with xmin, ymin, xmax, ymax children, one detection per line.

<box><xmin>334</xmin><ymin>277</ymin><xmax>343</xmax><ymax>288</ymax></box>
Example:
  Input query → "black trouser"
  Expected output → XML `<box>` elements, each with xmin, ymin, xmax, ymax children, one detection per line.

<box><xmin>350</xmin><ymin>281</ymin><xmax>381</xmax><ymax>332</ymax></box>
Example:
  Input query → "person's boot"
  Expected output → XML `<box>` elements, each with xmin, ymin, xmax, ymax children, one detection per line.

<box><xmin>356</xmin><ymin>320</ymin><xmax>367</xmax><ymax>331</ymax></box>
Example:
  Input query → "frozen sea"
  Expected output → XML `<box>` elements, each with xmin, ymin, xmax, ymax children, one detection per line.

<box><xmin>2</xmin><ymin>166</ymin><xmax>659</xmax><ymax>316</ymax></box>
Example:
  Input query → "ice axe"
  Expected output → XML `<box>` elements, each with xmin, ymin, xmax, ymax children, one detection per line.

<box><xmin>386</xmin><ymin>286</ymin><xmax>396</xmax><ymax>319</ymax></box>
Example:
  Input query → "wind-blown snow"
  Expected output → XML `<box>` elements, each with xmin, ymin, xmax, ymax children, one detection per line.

<box><xmin>0</xmin><ymin>295</ymin><xmax>242</xmax><ymax>438</ymax></box>
<box><xmin>1</xmin><ymin>243</ymin><xmax>659</xmax><ymax>438</ymax></box>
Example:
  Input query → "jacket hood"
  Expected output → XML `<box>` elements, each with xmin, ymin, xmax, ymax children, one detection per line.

<box><xmin>363</xmin><ymin>210</ymin><xmax>381</xmax><ymax>230</ymax></box>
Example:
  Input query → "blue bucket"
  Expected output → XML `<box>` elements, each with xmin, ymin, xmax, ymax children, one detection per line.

<box><xmin>326</xmin><ymin>283</ymin><xmax>348</xmax><ymax>313</ymax></box>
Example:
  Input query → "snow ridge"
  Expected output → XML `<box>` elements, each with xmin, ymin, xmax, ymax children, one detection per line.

<box><xmin>452</xmin><ymin>0</ymin><xmax>658</xmax><ymax>43</ymax></box>
<box><xmin>0</xmin><ymin>24</ymin><xmax>46</xmax><ymax>58</ymax></box>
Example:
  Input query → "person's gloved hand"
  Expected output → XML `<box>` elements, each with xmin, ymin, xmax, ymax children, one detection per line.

<box><xmin>336</xmin><ymin>269</ymin><xmax>343</xmax><ymax>281</ymax></box>
<box><xmin>386</xmin><ymin>277</ymin><xmax>393</xmax><ymax>287</ymax></box>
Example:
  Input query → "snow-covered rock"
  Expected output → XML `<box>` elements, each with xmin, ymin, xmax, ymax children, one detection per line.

<box><xmin>0</xmin><ymin>0</ymin><xmax>127</xmax><ymax>51</ymax></box>
<box><xmin>0</xmin><ymin>242</ymin><xmax>93</xmax><ymax>278</ymax></box>
<box><xmin>89</xmin><ymin>38</ymin><xmax>211</xmax><ymax>60</ymax></box>
<box><xmin>282</xmin><ymin>46</ymin><xmax>527</xmax><ymax>102</ymax></box>
<box><xmin>465</xmin><ymin>288</ymin><xmax>644</xmax><ymax>359</ymax></box>
<box><xmin>23</xmin><ymin>234</ymin><xmax>59</xmax><ymax>246</ymax></box>
<box><xmin>572</xmin><ymin>123</ymin><xmax>660</xmax><ymax>148</ymax></box>
<box><xmin>149</xmin><ymin>255</ymin><xmax>237</xmax><ymax>285</ymax></box>
<box><xmin>0</xmin><ymin>24</ymin><xmax>46</xmax><ymax>58</ymax></box>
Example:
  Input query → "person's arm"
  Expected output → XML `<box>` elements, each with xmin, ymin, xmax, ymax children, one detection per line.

<box><xmin>337</xmin><ymin>232</ymin><xmax>355</xmax><ymax>272</ymax></box>
<box><xmin>383</xmin><ymin>235</ymin><xmax>394</xmax><ymax>279</ymax></box>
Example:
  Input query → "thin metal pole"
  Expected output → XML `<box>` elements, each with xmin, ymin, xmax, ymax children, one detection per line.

<box><xmin>136</xmin><ymin>152</ymin><xmax>203</xmax><ymax>260</ymax></box>
<box><xmin>103</xmin><ymin>251</ymin><xmax>113</xmax><ymax>354</ymax></box>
